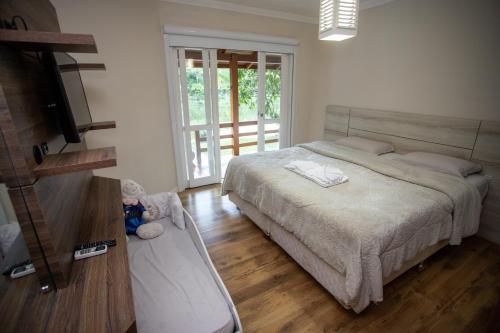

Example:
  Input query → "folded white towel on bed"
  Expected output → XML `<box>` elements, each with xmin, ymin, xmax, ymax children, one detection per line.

<box><xmin>284</xmin><ymin>160</ymin><xmax>348</xmax><ymax>187</ymax></box>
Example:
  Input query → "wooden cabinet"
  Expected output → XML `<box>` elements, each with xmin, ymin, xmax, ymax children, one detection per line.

<box><xmin>0</xmin><ymin>0</ymin><xmax>135</xmax><ymax>331</ymax></box>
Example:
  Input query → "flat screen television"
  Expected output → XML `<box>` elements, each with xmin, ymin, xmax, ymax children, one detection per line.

<box><xmin>44</xmin><ymin>52</ymin><xmax>92</xmax><ymax>143</ymax></box>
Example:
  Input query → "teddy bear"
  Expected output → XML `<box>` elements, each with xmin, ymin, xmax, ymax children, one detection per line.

<box><xmin>121</xmin><ymin>179</ymin><xmax>164</xmax><ymax>239</ymax></box>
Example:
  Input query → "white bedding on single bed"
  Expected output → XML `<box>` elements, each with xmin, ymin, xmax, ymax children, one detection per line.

<box><xmin>222</xmin><ymin>141</ymin><xmax>481</xmax><ymax>312</ymax></box>
<box><xmin>128</xmin><ymin>218</ymin><xmax>234</xmax><ymax>333</ymax></box>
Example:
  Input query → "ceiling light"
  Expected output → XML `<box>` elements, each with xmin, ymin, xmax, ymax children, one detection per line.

<box><xmin>319</xmin><ymin>0</ymin><xmax>359</xmax><ymax>41</ymax></box>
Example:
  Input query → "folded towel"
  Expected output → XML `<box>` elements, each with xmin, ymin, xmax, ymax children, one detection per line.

<box><xmin>284</xmin><ymin>160</ymin><xmax>348</xmax><ymax>187</ymax></box>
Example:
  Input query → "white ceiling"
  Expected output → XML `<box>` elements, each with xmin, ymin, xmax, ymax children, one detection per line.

<box><xmin>164</xmin><ymin>0</ymin><xmax>397</xmax><ymax>24</ymax></box>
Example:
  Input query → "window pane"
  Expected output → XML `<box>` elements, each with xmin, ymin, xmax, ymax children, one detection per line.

<box><xmin>190</xmin><ymin>129</ymin><xmax>212</xmax><ymax>179</ymax></box>
<box><xmin>239</xmin><ymin>123</ymin><xmax>258</xmax><ymax>155</ymax></box>
<box><xmin>265</xmin><ymin>123</ymin><xmax>280</xmax><ymax>151</ymax></box>
<box><xmin>218</xmin><ymin>67</ymin><xmax>231</xmax><ymax>124</ymax></box>
<box><xmin>185</xmin><ymin>50</ymin><xmax>207</xmax><ymax>126</ymax></box>
<box><xmin>238</xmin><ymin>68</ymin><xmax>258</xmax><ymax>122</ymax></box>
<box><xmin>265</xmin><ymin>54</ymin><xmax>281</xmax><ymax>121</ymax></box>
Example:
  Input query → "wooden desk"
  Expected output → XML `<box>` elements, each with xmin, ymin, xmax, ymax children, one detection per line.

<box><xmin>0</xmin><ymin>176</ymin><xmax>135</xmax><ymax>332</ymax></box>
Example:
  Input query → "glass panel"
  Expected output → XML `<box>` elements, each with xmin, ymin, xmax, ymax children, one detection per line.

<box><xmin>219</xmin><ymin>127</ymin><xmax>233</xmax><ymax>176</ymax></box>
<box><xmin>217</xmin><ymin>66</ymin><xmax>231</xmax><ymax>124</ymax></box>
<box><xmin>0</xmin><ymin>129</ymin><xmax>46</xmax><ymax>300</ymax></box>
<box><xmin>265</xmin><ymin>54</ymin><xmax>281</xmax><ymax>121</ymax></box>
<box><xmin>0</xmin><ymin>184</ymin><xmax>32</xmax><ymax>279</ymax></box>
<box><xmin>185</xmin><ymin>49</ymin><xmax>207</xmax><ymax>126</ymax></box>
<box><xmin>238</xmin><ymin>67</ymin><xmax>258</xmax><ymax>122</ymax></box>
<box><xmin>189</xmin><ymin>129</ymin><xmax>214</xmax><ymax>179</ymax></box>
<box><xmin>265</xmin><ymin>123</ymin><xmax>280</xmax><ymax>152</ymax></box>
<box><xmin>239</xmin><ymin>123</ymin><xmax>258</xmax><ymax>155</ymax></box>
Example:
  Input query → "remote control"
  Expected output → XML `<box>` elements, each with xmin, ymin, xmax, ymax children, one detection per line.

<box><xmin>3</xmin><ymin>259</ymin><xmax>32</xmax><ymax>276</ymax></box>
<box><xmin>74</xmin><ymin>239</ymin><xmax>116</xmax><ymax>251</ymax></box>
<box><xmin>74</xmin><ymin>244</ymin><xmax>107</xmax><ymax>260</ymax></box>
<box><xmin>10</xmin><ymin>263</ymin><xmax>35</xmax><ymax>279</ymax></box>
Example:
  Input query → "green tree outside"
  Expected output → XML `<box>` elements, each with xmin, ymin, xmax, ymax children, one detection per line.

<box><xmin>186</xmin><ymin>67</ymin><xmax>281</xmax><ymax>124</ymax></box>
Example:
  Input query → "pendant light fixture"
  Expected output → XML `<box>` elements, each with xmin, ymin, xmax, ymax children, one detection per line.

<box><xmin>319</xmin><ymin>0</ymin><xmax>359</xmax><ymax>41</ymax></box>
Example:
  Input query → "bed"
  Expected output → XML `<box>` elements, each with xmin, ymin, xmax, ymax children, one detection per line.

<box><xmin>128</xmin><ymin>209</ymin><xmax>242</xmax><ymax>333</ymax></box>
<box><xmin>221</xmin><ymin>106</ymin><xmax>498</xmax><ymax>313</ymax></box>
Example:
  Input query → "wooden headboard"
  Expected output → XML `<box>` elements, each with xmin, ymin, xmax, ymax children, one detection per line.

<box><xmin>324</xmin><ymin>105</ymin><xmax>500</xmax><ymax>244</ymax></box>
<box><xmin>324</xmin><ymin>105</ymin><xmax>500</xmax><ymax>163</ymax></box>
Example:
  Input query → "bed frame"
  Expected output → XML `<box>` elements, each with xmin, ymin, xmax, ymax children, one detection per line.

<box><xmin>229</xmin><ymin>192</ymin><xmax>447</xmax><ymax>310</ymax></box>
<box><xmin>227</xmin><ymin>105</ymin><xmax>500</xmax><ymax>311</ymax></box>
<box><xmin>184</xmin><ymin>209</ymin><xmax>243</xmax><ymax>332</ymax></box>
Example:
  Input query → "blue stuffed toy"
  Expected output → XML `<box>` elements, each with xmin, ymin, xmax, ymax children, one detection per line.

<box><xmin>123</xmin><ymin>199</ymin><xmax>148</xmax><ymax>235</ymax></box>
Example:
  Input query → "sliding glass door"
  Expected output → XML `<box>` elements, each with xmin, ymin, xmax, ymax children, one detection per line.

<box><xmin>168</xmin><ymin>47</ymin><xmax>293</xmax><ymax>188</ymax></box>
<box><xmin>176</xmin><ymin>48</ymin><xmax>221</xmax><ymax>188</ymax></box>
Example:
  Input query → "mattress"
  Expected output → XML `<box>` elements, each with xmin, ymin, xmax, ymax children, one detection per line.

<box><xmin>222</xmin><ymin>141</ymin><xmax>481</xmax><ymax>312</ymax></box>
<box><xmin>128</xmin><ymin>217</ymin><xmax>234</xmax><ymax>333</ymax></box>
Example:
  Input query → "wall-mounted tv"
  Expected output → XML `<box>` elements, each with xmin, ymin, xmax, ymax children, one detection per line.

<box><xmin>43</xmin><ymin>52</ymin><xmax>92</xmax><ymax>143</ymax></box>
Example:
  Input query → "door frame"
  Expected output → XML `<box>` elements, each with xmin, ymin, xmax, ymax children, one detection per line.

<box><xmin>164</xmin><ymin>27</ymin><xmax>298</xmax><ymax>191</ymax></box>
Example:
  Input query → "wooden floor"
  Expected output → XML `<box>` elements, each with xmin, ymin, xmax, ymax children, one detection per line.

<box><xmin>179</xmin><ymin>185</ymin><xmax>500</xmax><ymax>333</ymax></box>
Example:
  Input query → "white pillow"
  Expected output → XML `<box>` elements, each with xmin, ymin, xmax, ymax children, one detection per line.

<box><xmin>397</xmin><ymin>152</ymin><xmax>481</xmax><ymax>177</ymax></box>
<box><xmin>140</xmin><ymin>192</ymin><xmax>185</xmax><ymax>230</ymax></box>
<box><xmin>335</xmin><ymin>136</ymin><xmax>394</xmax><ymax>155</ymax></box>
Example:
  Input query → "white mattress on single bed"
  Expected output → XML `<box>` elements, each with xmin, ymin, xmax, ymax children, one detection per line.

<box><xmin>128</xmin><ymin>217</ymin><xmax>234</xmax><ymax>333</ymax></box>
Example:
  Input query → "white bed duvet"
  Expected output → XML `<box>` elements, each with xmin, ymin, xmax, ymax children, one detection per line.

<box><xmin>222</xmin><ymin>141</ymin><xmax>482</xmax><ymax>312</ymax></box>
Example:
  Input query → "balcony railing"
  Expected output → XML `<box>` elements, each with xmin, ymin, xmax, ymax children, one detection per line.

<box><xmin>194</xmin><ymin>120</ymin><xmax>278</xmax><ymax>165</ymax></box>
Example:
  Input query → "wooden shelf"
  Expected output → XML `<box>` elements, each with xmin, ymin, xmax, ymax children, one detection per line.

<box><xmin>33</xmin><ymin>147</ymin><xmax>116</xmax><ymax>177</ymax></box>
<box><xmin>59</xmin><ymin>63</ymin><xmax>106</xmax><ymax>71</ymax></box>
<box><xmin>0</xmin><ymin>29</ymin><xmax>97</xmax><ymax>53</ymax></box>
<box><xmin>89</xmin><ymin>121</ymin><xmax>116</xmax><ymax>131</ymax></box>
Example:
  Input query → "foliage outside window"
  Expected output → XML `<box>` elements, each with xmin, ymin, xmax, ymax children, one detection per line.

<box><xmin>186</xmin><ymin>67</ymin><xmax>281</xmax><ymax>124</ymax></box>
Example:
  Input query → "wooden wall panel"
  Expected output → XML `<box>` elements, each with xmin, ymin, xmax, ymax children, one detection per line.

<box><xmin>472</xmin><ymin>120</ymin><xmax>500</xmax><ymax>166</ymax></box>
<box><xmin>0</xmin><ymin>0</ymin><xmax>64</xmax><ymax>187</ymax></box>
<box><xmin>325</xmin><ymin>105</ymin><xmax>349</xmax><ymax>134</ymax></box>
<box><xmin>349</xmin><ymin>108</ymin><xmax>480</xmax><ymax>149</ymax></box>
<box><xmin>0</xmin><ymin>106</ymin><xmax>19</xmax><ymax>186</ymax></box>
<box><xmin>29</xmin><ymin>170</ymin><xmax>93</xmax><ymax>287</ymax></box>
<box><xmin>0</xmin><ymin>84</ymin><xmax>35</xmax><ymax>186</ymax></box>
<box><xmin>0</xmin><ymin>47</ymin><xmax>65</xmax><ymax>185</ymax></box>
<box><xmin>0</xmin><ymin>0</ymin><xmax>95</xmax><ymax>289</ymax></box>
<box><xmin>7</xmin><ymin>187</ymin><xmax>53</xmax><ymax>288</ymax></box>
<box><xmin>324</xmin><ymin>129</ymin><xmax>347</xmax><ymax>141</ymax></box>
<box><xmin>349</xmin><ymin>128</ymin><xmax>473</xmax><ymax>159</ymax></box>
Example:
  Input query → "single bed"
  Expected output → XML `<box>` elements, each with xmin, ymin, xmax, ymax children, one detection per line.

<box><xmin>223</xmin><ymin>105</ymin><xmax>496</xmax><ymax>313</ymax></box>
<box><xmin>128</xmin><ymin>210</ymin><xmax>242</xmax><ymax>333</ymax></box>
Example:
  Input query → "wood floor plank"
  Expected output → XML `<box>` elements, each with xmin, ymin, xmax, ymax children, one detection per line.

<box><xmin>179</xmin><ymin>184</ymin><xmax>500</xmax><ymax>333</ymax></box>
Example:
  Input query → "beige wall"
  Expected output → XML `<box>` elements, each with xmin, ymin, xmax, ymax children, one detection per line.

<box><xmin>52</xmin><ymin>0</ymin><xmax>316</xmax><ymax>192</ymax></box>
<box><xmin>308</xmin><ymin>0</ymin><xmax>500</xmax><ymax>140</ymax></box>
<box><xmin>52</xmin><ymin>0</ymin><xmax>177</xmax><ymax>193</ymax></box>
